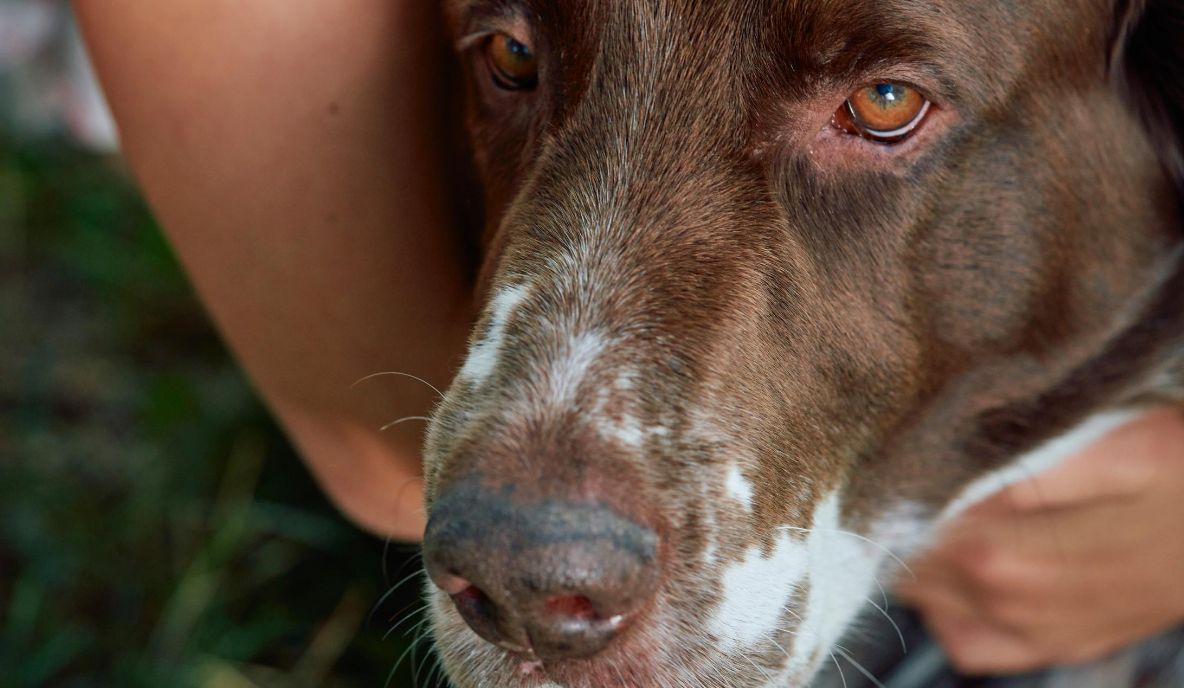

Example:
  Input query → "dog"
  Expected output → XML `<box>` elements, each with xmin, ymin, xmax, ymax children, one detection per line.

<box><xmin>419</xmin><ymin>0</ymin><xmax>1184</xmax><ymax>685</ymax></box>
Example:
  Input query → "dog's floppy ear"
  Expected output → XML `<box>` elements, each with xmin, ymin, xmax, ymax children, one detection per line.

<box><xmin>1111</xmin><ymin>0</ymin><xmax>1184</xmax><ymax>193</ymax></box>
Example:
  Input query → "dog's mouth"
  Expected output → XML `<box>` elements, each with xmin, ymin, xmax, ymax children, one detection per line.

<box><xmin>427</xmin><ymin>579</ymin><xmax>859</xmax><ymax>688</ymax></box>
<box><xmin>428</xmin><ymin>588</ymin><xmax>796</xmax><ymax>688</ymax></box>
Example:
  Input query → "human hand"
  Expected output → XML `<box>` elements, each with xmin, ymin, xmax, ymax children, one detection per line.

<box><xmin>896</xmin><ymin>407</ymin><xmax>1184</xmax><ymax>675</ymax></box>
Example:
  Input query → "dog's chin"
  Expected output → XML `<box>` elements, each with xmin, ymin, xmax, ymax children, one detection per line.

<box><xmin>429</xmin><ymin>593</ymin><xmax>823</xmax><ymax>688</ymax></box>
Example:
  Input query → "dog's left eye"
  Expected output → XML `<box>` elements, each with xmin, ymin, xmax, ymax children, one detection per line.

<box><xmin>485</xmin><ymin>33</ymin><xmax>539</xmax><ymax>91</ymax></box>
<box><xmin>833</xmin><ymin>83</ymin><xmax>931</xmax><ymax>143</ymax></box>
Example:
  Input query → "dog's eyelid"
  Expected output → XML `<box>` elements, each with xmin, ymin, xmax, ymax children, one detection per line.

<box><xmin>457</xmin><ymin>25</ymin><xmax>533</xmax><ymax>51</ymax></box>
<box><xmin>452</xmin><ymin>6</ymin><xmax>534</xmax><ymax>49</ymax></box>
<box><xmin>456</xmin><ymin>31</ymin><xmax>495</xmax><ymax>52</ymax></box>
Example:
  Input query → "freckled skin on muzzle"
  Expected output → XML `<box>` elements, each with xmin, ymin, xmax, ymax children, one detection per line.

<box><xmin>424</xmin><ymin>0</ymin><xmax>1184</xmax><ymax>686</ymax></box>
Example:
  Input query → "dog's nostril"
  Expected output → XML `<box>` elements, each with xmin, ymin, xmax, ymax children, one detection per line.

<box><xmin>447</xmin><ymin>583</ymin><xmax>526</xmax><ymax>652</ymax></box>
<box><xmin>544</xmin><ymin>594</ymin><xmax>599</xmax><ymax>621</ymax></box>
<box><xmin>452</xmin><ymin>585</ymin><xmax>492</xmax><ymax>619</ymax></box>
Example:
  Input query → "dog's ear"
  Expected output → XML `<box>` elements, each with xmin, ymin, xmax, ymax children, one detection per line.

<box><xmin>1111</xmin><ymin>0</ymin><xmax>1184</xmax><ymax>193</ymax></box>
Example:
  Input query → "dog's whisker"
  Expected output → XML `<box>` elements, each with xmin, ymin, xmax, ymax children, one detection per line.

<box><xmin>780</xmin><ymin>525</ymin><xmax>917</xmax><ymax>581</ymax></box>
<box><xmin>370</xmin><ymin>568</ymin><xmax>428</xmax><ymax>623</ymax></box>
<box><xmin>352</xmin><ymin>370</ymin><xmax>445</xmax><ymax>399</ymax></box>
<box><xmin>412</xmin><ymin>620</ymin><xmax>439</xmax><ymax>688</ymax></box>
<box><xmin>383</xmin><ymin>609</ymin><xmax>428</xmax><ymax>645</ymax></box>
<box><xmin>382</xmin><ymin>541</ymin><xmax>423</xmax><ymax>587</ymax></box>
<box><xmin>870</xmin><ymin>573</ymin><xmax>890</xmax><ymax>612</ymax></box>
<box><xmin>385</xmin><ymin>604</ymin><xmax>430</xmax><ymax>641</ymax></box>
<box><xmin>740</xmin><ymin>651</ymin><xmax>776</xmax><ymax>684</ymax></box>
<box><xmin>402</xmin><ymin>613</ymin><xmax>433</xmax><ymax>639</ymax></box>
<box><xmin>371</xmin><ymin>596</ymin><xmax>423</xmax><ymax>640</ymax></box>
<box><xmin>835</xmin><ymin>645</ymin><xmax>889</xmax><ymax>688</ymax></box>
<box><xmin>430</xmin><ymin>654</ymin><xmax>451</xmax><ymax>688</ymax></box>
<box><xmin>829</xmin><ymin>650</ymin><xmax>850</xmax><ymax>688</ymax></box>
<box><xmin>387</xmin><ymin>627</ymin><xmax>430</xmax><ymax>688</ymax></box>
<box><xmin>380</xmin><ymin>415</ymin><xmax>433</xmax><ymax>432</ymax></box>
<box><xmin>410</xmin><ymin>613</ymin><xmax>440</xmax><ymax>688</ymax></box>
<box><xmin>771</xmin><ymin>622</ymin><xmax>815</xmax><ymax>642</ymax></box>
<box><xmin>864</xmin><ymin>595</ymin><xmax>908</xmax><ymax>655</ymax></box>
<box><xmin>758</xmin><ymin>630</ymin><xmax>796</xmax><ymax>684</ymax></box>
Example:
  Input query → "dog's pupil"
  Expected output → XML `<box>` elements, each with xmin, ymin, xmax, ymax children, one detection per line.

<box><xmin>871</xmin><ymin>83</ymin><xmax>907</xmax><ymax>108</ymax></box>
<box><xmin>507</xmin><ymin>38</ymin><xmax>532</xmax><ymax>63</ymax></box>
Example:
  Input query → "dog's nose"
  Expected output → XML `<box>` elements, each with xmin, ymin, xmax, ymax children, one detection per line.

<box><xmin>423</xmin><ymin>483</ymin><xmax>659</xmax><ymax>661</ymax></box>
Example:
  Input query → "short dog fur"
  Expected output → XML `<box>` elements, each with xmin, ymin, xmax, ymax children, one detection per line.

<box><xmin>421</xmin><ymin>0</ymin><xmax>1184</xmax><ymax>686</ymax></box>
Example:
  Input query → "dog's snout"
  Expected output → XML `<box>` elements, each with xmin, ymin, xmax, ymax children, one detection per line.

<box><xmin>423</xmin><ymin>483</ymin><xmax>660</xmax><ymax>662</ymax></box>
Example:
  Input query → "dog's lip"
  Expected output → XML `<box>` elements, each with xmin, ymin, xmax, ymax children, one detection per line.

<box><xmin>465</xmin><ymin>626</ymin><xmax>645</xmax><ymax>686</ymax></box>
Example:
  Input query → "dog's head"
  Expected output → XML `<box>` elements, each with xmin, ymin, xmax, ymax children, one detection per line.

<box><xmin>421</xmin><ymin>1</ymin><xmax>1184</xmax><ymax>686</ymax></box>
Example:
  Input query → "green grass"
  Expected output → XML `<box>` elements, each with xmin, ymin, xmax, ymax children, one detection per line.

<box><xmin>0</xmin><ymin>137</ymin><xmax>434</xmax><ymax>687</ymax></box>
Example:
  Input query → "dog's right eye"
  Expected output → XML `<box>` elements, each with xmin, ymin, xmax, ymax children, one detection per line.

<box><xmin>485</xmin><ymin>33</ymin><xmax>539</xmax><ymax>91</ymax></box>
<box><xmin>833</xmin><ymin>83</ymin><xmax>932</xmax><ymax>143</ymax></box>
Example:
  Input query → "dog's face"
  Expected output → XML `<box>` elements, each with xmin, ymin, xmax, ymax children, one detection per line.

<box><xmin>423</xmin><ymin>1</ymin><xmax>1183</xmax><ymax>686</ymax></box>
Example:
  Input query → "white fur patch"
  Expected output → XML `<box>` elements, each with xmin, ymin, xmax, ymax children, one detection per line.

<box><xmin>598</xmin><ymin>415</ymin><xmax>670</xmax><ymax>449</ymax></box>
<box><xmin>867</xmin><ymin>500</ymin><xmax>933</xmax><ymax>560</ymax></box>
<box><xmin>702</xmin><ymin>541</ymin><xmax>719</xmax><ymax>568</ymax></box>
<box><xmin>612</xmin><ymin>415</ymin><xmax>646</xmax><ymax>447</ymax></box>
<box><xmin>940</xmin><ymin>409</ymin><xmax>1141</xmax><ymax>521</ymax></box>
<box><xmin>764</xmin><ymin>411</ymin><xmax>1145</xmax><ymax>678</ymax></box>
<box><xmin>590</xmin><ymin>370</ymin><xmax>670</xmax><ymax>448</ymax></box>
<box><xmin>701</xmin><ymin>508</ymin><xmax>720</xmax><ymax>568</ymax></box>
<box><xmin>726</xmin><ymin>464</ymin><xmax>755</xmax><ymax>510</ymax></box>
<box><xmin>546</xmin><ymin>330</ymin><xmax>606</xmax><ymax>405</ymax></box>
<box><xmin>788</xmin><ymin>491</ymin><xmax>884</xmax><ymax>676</ymax></box>
<box><xmin>710</xmin><ymin>532</ymin><xmax>809</xmax><ymax>652</ymax></box>
<box><xmin>458</xmin><ymin>283</ymin><xmax>531</xmax><ymax>384</ymax></box>
<box><xmin>710</xmin><ymin>491</ymin><xmax>889</xmax><ymax>680</ymax></box>
<box><xmin>592</xmin><ymin>383</ymin><xmax>645</xmax><ymax>447</ymax></box>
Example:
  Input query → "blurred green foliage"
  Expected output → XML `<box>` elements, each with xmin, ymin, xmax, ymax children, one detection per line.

<box><xmin>0</xmin><ymin>137</ymin><xmax>434</xmax><ymax>687</ymax></box>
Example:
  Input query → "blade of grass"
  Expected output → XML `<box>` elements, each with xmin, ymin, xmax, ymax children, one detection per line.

<box><xmin>291</xmin><ymin>586</ymin><xmax>369</xmax><ymax>686</ymax></box>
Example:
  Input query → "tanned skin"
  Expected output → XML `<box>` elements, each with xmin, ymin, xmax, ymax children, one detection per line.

<box><xmin>76</xmin><ymin>0</ymin><xmax>473</xmax><ymax>540</ymax></box>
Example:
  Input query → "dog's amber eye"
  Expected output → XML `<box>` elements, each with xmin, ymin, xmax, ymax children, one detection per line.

<box><xmin>485</xmin><ymin>33</ymin><xmax>538</xmax><ymax>90</ymax></box>
<box><xmin>835</xmin><ymin>83</ymin><xmax>931</xmax><ymax>142</ymax></box>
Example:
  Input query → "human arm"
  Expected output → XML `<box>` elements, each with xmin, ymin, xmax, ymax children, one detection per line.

<box><xmin>74</xmin><ymin>0</ymin><xmax>473</xmax><ymax>540</ymax></box>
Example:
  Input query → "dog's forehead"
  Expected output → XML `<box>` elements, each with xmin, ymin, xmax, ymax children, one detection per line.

<box><xmin>451</xmin><ymin>0</ymin><xmax>1104</xmax><ymax>93</ymax></box>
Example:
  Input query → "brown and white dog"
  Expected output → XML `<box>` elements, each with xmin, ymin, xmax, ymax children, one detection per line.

<box><xmin>419</xmin><ymin>0</ymin><xmax>1184</xmax><ymax>686</ymax></box>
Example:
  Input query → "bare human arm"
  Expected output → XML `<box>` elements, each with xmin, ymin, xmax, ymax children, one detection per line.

<box><xmin>75</xmin><ymin>1</ymin><xmax>472</xmax><ymax>541</ymax></box>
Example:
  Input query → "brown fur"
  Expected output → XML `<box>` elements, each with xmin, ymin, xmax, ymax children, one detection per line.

<box><xmin>424</xmin><ymin>0</ymin><xmax>1184</xmax><ymax>685</ymax></box>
